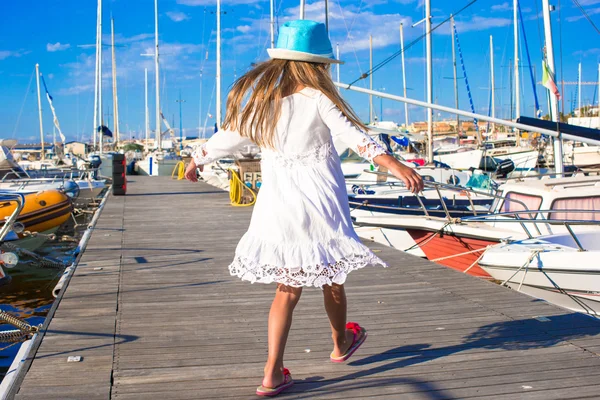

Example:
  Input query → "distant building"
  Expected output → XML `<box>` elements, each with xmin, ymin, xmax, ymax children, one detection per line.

<box><xmin>11</xmin><ymin>142</ymin><xmax>54</xmax><ymax>161</ymax></box>
<box><xmin>65</xmin><ymin>141</ymin><xmax>89</xmax><ymax>157</ymax></box>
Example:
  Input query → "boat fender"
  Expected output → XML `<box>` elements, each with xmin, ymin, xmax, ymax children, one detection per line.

<box><xmin>447</xmin><ymin>175</ymin><xmax>460</xmax><ymax>185</ymax></box>
<box><xmin>0</xmin><ymin>252</ymin><xmax>19</xmax><ymax>269</ymax></box>
<box><xmin>62</xmin><ymin>180</ymin><xmax>81</xmax><ymax>199</ymax></box>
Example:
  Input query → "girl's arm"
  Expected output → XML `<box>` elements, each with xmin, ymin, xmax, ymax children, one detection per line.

<box><xmin>317</xmin><ymin>93</ymin><xmax>424</xmax><ymax>193</ymax></box>
<box><xmin>185</xmin><ymin>128</ymin><xmax>252</xmax><ymax>182</ymax></box>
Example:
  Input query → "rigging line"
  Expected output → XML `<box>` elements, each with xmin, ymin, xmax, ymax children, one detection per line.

<box><xmin>345</xmin><ymin>0</ymin><xmax>479</xmax><ymax>87</ymax></box>
<box><xmin>533</xmin><ymin>0</ymin><xmax>544</xmax><ymax>51</ymax></box>
<box><xmin>12</xmin><ymin>68</ymin><xmax>36</xmax><ymax>137</ymax></box>
<box><xmin>453</xmin><ymin>21</ymin><xmax>479</xmax><ymax>134</ymax></box>
<box><xmin>334</xmin><ymin>0</ymin><xmax>368</xmax><ymax>88</ymax></box>
<box><xmin>571</xmin><ymin>0</ymin><xmax>600</xmax><ymax>36</ymax></box>
<box><xmin>347</xmin><ymin>0</ymin><xmax>365</xmax><ymax>34</ymax></box>
<box><xmin>519</xmin><ymin>2</ymin><xmax>541</xmax><ymax>117</ymax></box>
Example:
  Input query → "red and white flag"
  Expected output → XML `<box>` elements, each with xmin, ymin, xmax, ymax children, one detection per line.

<box><xmin>542</xmin><ymin>60</ymin><xmax>561</xmax><ymax>100</ymax></box>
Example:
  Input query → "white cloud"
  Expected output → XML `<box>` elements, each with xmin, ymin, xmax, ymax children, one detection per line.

<box><xmin>177</xmin><ymin>0</ymin><xmax>260</xmax><ymax>5</ymax></box>
<box><xmin>0</xmin><ymin>49</ymin><xmax>29</xmax><ymax>60</ymax></box>
<box><xmin>237</xmin><ymin>25</ymin><xmax>252</xmax><ymax>34</ymax></box>
<box><xmin>573</xmin><ymin>48</ymin><xmax>600</xmax><ymax>57</ymax></box>
<box><xmin>47</xmin><ymin>42</ymin><xmax>71</xmax><ymax>52</ymax></box>
<box><xmin>566</xmin><ymin>7</ymin><xmax>600</xmax><ymax>22</ymax></box>
<box><xmin>166</xmin><ymin>11</ymin><xmax>190</xmax><ymax>22</ymax></box>
<box><xmin>57</xmin><ymin>84</ymin><xmax>94</xmax><ymax>95</ymax></box>
<box><xmin>453</xmin><ymin>16</ymin><xmax>512</xmax><ymax>33</ymax></box>
<box><xmin>57</xmin><ymin>32</ymin><xmax>209</xmax><ymax>98</ymax></box>
<box><xmin>491</xmin><ymin>2</ymin><xmax>510</xmax><ymax>12</ymax></box>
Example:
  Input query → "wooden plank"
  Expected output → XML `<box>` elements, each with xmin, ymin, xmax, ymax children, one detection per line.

<box><xmin>12</xmin><ymin>176</ymin><xmax>600</xmax><ymax>400</ymax></box>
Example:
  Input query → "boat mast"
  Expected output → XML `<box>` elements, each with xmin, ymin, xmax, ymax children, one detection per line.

<box><xmin>490</xmin><ymin>35</ymin><xmax>496</xmax><ymax>135</ymax></box>
<box><xmin>336</xmin><ymin>43</ymin><xmax>340</xmax><ymax>83</ymax></box>
<box><xmin>145</xmin><ymin>68</ymin><xmax>149</xmax><ymax>147</ymax></box>
<box><xmin>425</xmin><ymin>0</ymin><xmax>433</xmax><ymax>164</ymax></box>
<box><xmin>93</xmin><ymin>0</ymin><xmax>101</xmax><ymax>151</ymax></box>
<box><xmin>369</xmin><ymin>35</ymin><xmax>373</xmax><ymax>122</ymax></box>
<box><xmin>99</xmin><ymin>0</ymin><xmax>103</xmax><ymax>155</ymax></box>
<box><xmin>155</xmin><ymin>0</ymin><xmax>161</xmax><ymax>151</ymax></box>
<box><xmin>450</xmin><ymin>15</ymin><xmax>459</xmax><ymax>136</ymax></box>
<box><xmin>270</xmin><ymin>0</ymin><xmax>275</xmax><ymax>48</ymax></box>
<box><xmin>35</xmin><ymin>64</ymin><xmax>45</xmax><ymax>160</ymax></box>
<box><xmin>400</xmin><ymin>23</ymin><xmax>409</xmax><ymax>129</ymax></box>
<box><xmin>542</xmin><ymin>0</ymin><xmax>563</xmax><ymax>173</ymax></box>
<box><xmin>216</xmin><ymin>0</ymin><xmax>221</xmax><ymax>128</ymax></box>
<box><xmin>513</xmin><ymin>0</ymin><xmax>520</xmax><ymax>122</ymax></box>
<box><xmin>578</xmin><ymin>62</ymin><xmax>582</xmax><ymax>115</ymax></box>
<box><xmin>111</xmin><ymin>17</ymin><xmax>120</xmax><ymax>147</ymax></box>
<box><xmin>324</xmin><ymin>0</ymin><xmax>328</xmax><ymax>32</ymax></box>
<box><xmin>300</xmin><ymin>0</ymin><xmax>305</xmax><ymax>18</ymax></box>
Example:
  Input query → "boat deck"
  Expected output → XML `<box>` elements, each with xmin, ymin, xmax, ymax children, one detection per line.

<box><xmin>9</xmin><ymin>176</ymin><xmax>600</xmax><ymax>399</ymax></box>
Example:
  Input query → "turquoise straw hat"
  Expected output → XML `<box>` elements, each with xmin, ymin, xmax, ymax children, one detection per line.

<box><xmin>267</xmin><ymin>20</ymin><xmax>343</xmax><ymax>64</ymax></box>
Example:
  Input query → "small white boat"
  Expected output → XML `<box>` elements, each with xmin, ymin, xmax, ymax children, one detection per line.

<box><xmin>434</xmin><ymin>146</ymin><xmax>483</xmax><ymax>170</ymax></box>
<box><xmin>480</xmin><ymin>230</ymin><xmax>600</xmax><ymax>316</ymax></box>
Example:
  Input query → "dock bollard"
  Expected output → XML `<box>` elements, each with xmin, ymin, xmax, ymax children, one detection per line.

<box><xmin>112</xmin><ymin>154</ymin><xmax>127</xmax><ymax>195</ymax></box>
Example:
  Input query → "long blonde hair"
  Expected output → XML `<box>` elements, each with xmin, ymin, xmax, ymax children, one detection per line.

<box><xmin>222</xmin><ymin>59</ymin><xmax>367</xmax><ymax>148</ymax></box>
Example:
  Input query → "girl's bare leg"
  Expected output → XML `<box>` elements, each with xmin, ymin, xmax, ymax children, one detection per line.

<box><xmin>262</xmin><ymin>283</ymin><xmax>302</xmax><ymax>388</ymax></box>
<box><xmin>323</xmin><ymin>283</ymin><xmax>355</xmax><ymax>357</ymax></box>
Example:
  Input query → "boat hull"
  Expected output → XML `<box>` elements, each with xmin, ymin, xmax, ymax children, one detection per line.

<box><xmin>0</xmin><ymin>190</ymin><xmax>73</xmax><ymax>237</ymax></box>
<box><xmin>406</xmin><ymin>229</ymin><xmax>496</xmax><ymax>278</ymax></box>
<box><xmin>480</xmin><ymin>235</ymin><xmax>600</xmax><ymax>316</ymax></box>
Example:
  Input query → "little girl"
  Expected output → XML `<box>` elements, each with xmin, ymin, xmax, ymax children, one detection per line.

<box><xmin>185</xmin><ymin>19</ymin><xmax>424</xmax><ymax>397</ymax></box>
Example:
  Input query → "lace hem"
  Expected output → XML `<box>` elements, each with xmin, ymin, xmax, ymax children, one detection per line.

<box><xmin>191</xmin><ymin>143</ymin><xmax>217</xmax><ymax>165</ymax></box>
<box><xmin>355</xmin><ymin>136</ymin><xmax>388</xmax><ymax>163</ymax></box>
<box><xmin>229</xmin><ymin>252</ymin><xmax>387</xmax><ymax>288</ymax></box>
<box><xmin>262</xmin><ymin>141</ymin><xmax>333</xmax><ymax>168</ymax></box>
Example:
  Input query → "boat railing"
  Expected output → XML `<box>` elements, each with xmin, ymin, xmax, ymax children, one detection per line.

<box><xmin>501</xmin><ymin>169</ymin><xmax>600</xmax><ymax>183</ymax></box>
<box><xmin>0</xmin><ymin>193</ymin><xmax>26</xmax><ymax>242</ymax></box>
<box><xmin>360</xmin><ymin>170</ymin><xmax>535</xmax><ymax>221</ymax></box>
<box><xmin>463</xmin><ymin>209</ymin><xmax>600</xmax><ymax>250</ymax></box>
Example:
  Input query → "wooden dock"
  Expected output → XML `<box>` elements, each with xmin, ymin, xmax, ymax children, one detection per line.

<box><xmin>9</xmin><ymin>176</ymin><xmax>600</xmax><ymax>399</ymax></box>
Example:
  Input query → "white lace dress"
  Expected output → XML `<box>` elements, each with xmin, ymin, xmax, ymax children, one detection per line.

<box><xmin>192</xmin><ymin>87</ymin><xmax>388</xmax><ymax>288</ymax></box>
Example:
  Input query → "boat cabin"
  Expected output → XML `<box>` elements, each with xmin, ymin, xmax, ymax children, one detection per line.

<box><xmin>493</xmin><ymin>175</ymin><xmax>600</xmax><ymax>221</ymax></box>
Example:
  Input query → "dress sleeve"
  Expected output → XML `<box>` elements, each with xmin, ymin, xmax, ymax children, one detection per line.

<box><xmin>316</xmin><ymin>92</ymin><xmax>388</xmax><ymax>163</ymax></box>
<box><xmin>191</xmin><ymin>128</ymin><xmax>252</xmax><ymax>165</ymax></box>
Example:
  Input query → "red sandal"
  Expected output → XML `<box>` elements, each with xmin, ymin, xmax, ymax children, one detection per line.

<box><xmin>330</xmin><ymin>322</ymin><xmax>368</xmax><ymax>363</ymax></box>
<box><xmin>256</xmin><ymin>368</ymin><xmax>294</xmax><ymax>397</ymax></box>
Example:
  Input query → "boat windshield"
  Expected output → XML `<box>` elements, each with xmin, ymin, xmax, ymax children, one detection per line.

<box><xmin>500</xmin><ymin>192</ymin><xmax>542</xmax><ymax>219</ymax></box>
<box><xmin>548</xmin><ymin>196</ymin><xmax>600</xmax><ymax>221</ymax></box>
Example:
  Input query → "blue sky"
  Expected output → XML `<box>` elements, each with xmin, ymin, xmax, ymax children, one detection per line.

<box><xmin>1</xmin><ymin>0</ymin><xmax>600</xmax><ymax>143</ymax></box>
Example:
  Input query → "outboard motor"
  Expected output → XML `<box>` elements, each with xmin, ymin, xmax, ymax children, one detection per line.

<box><xmin>89</xmin><ymin>155</ymin><xmax>102</xmax><ymax>179</ymax></box>
<box><xmin>494</xmin><ymin>159</ymin><xmax>515</xmax><ymax>178</ymax></box>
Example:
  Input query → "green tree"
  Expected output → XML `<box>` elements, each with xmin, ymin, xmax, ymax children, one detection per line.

<box><xmin>122</xmin><ymin>143</ymin><xmax>144</xmax><ymax>152</ymax></box>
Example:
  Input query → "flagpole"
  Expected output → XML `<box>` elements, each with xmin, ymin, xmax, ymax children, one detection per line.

<box><xmin>542</xmin><ymin>0</ymin><xmax>563</xmax><ymax>174</ymax></box>
<box><xmin>35</xmin><ymin>64</ymin><xmax>45</xmax><ymax>161</ymax></box>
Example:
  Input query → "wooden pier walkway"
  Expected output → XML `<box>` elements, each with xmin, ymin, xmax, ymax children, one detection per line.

<box><xmin>9</xmin><ymin>176</ymin><xmax>600</xmax><ymax>399</ymax></box>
